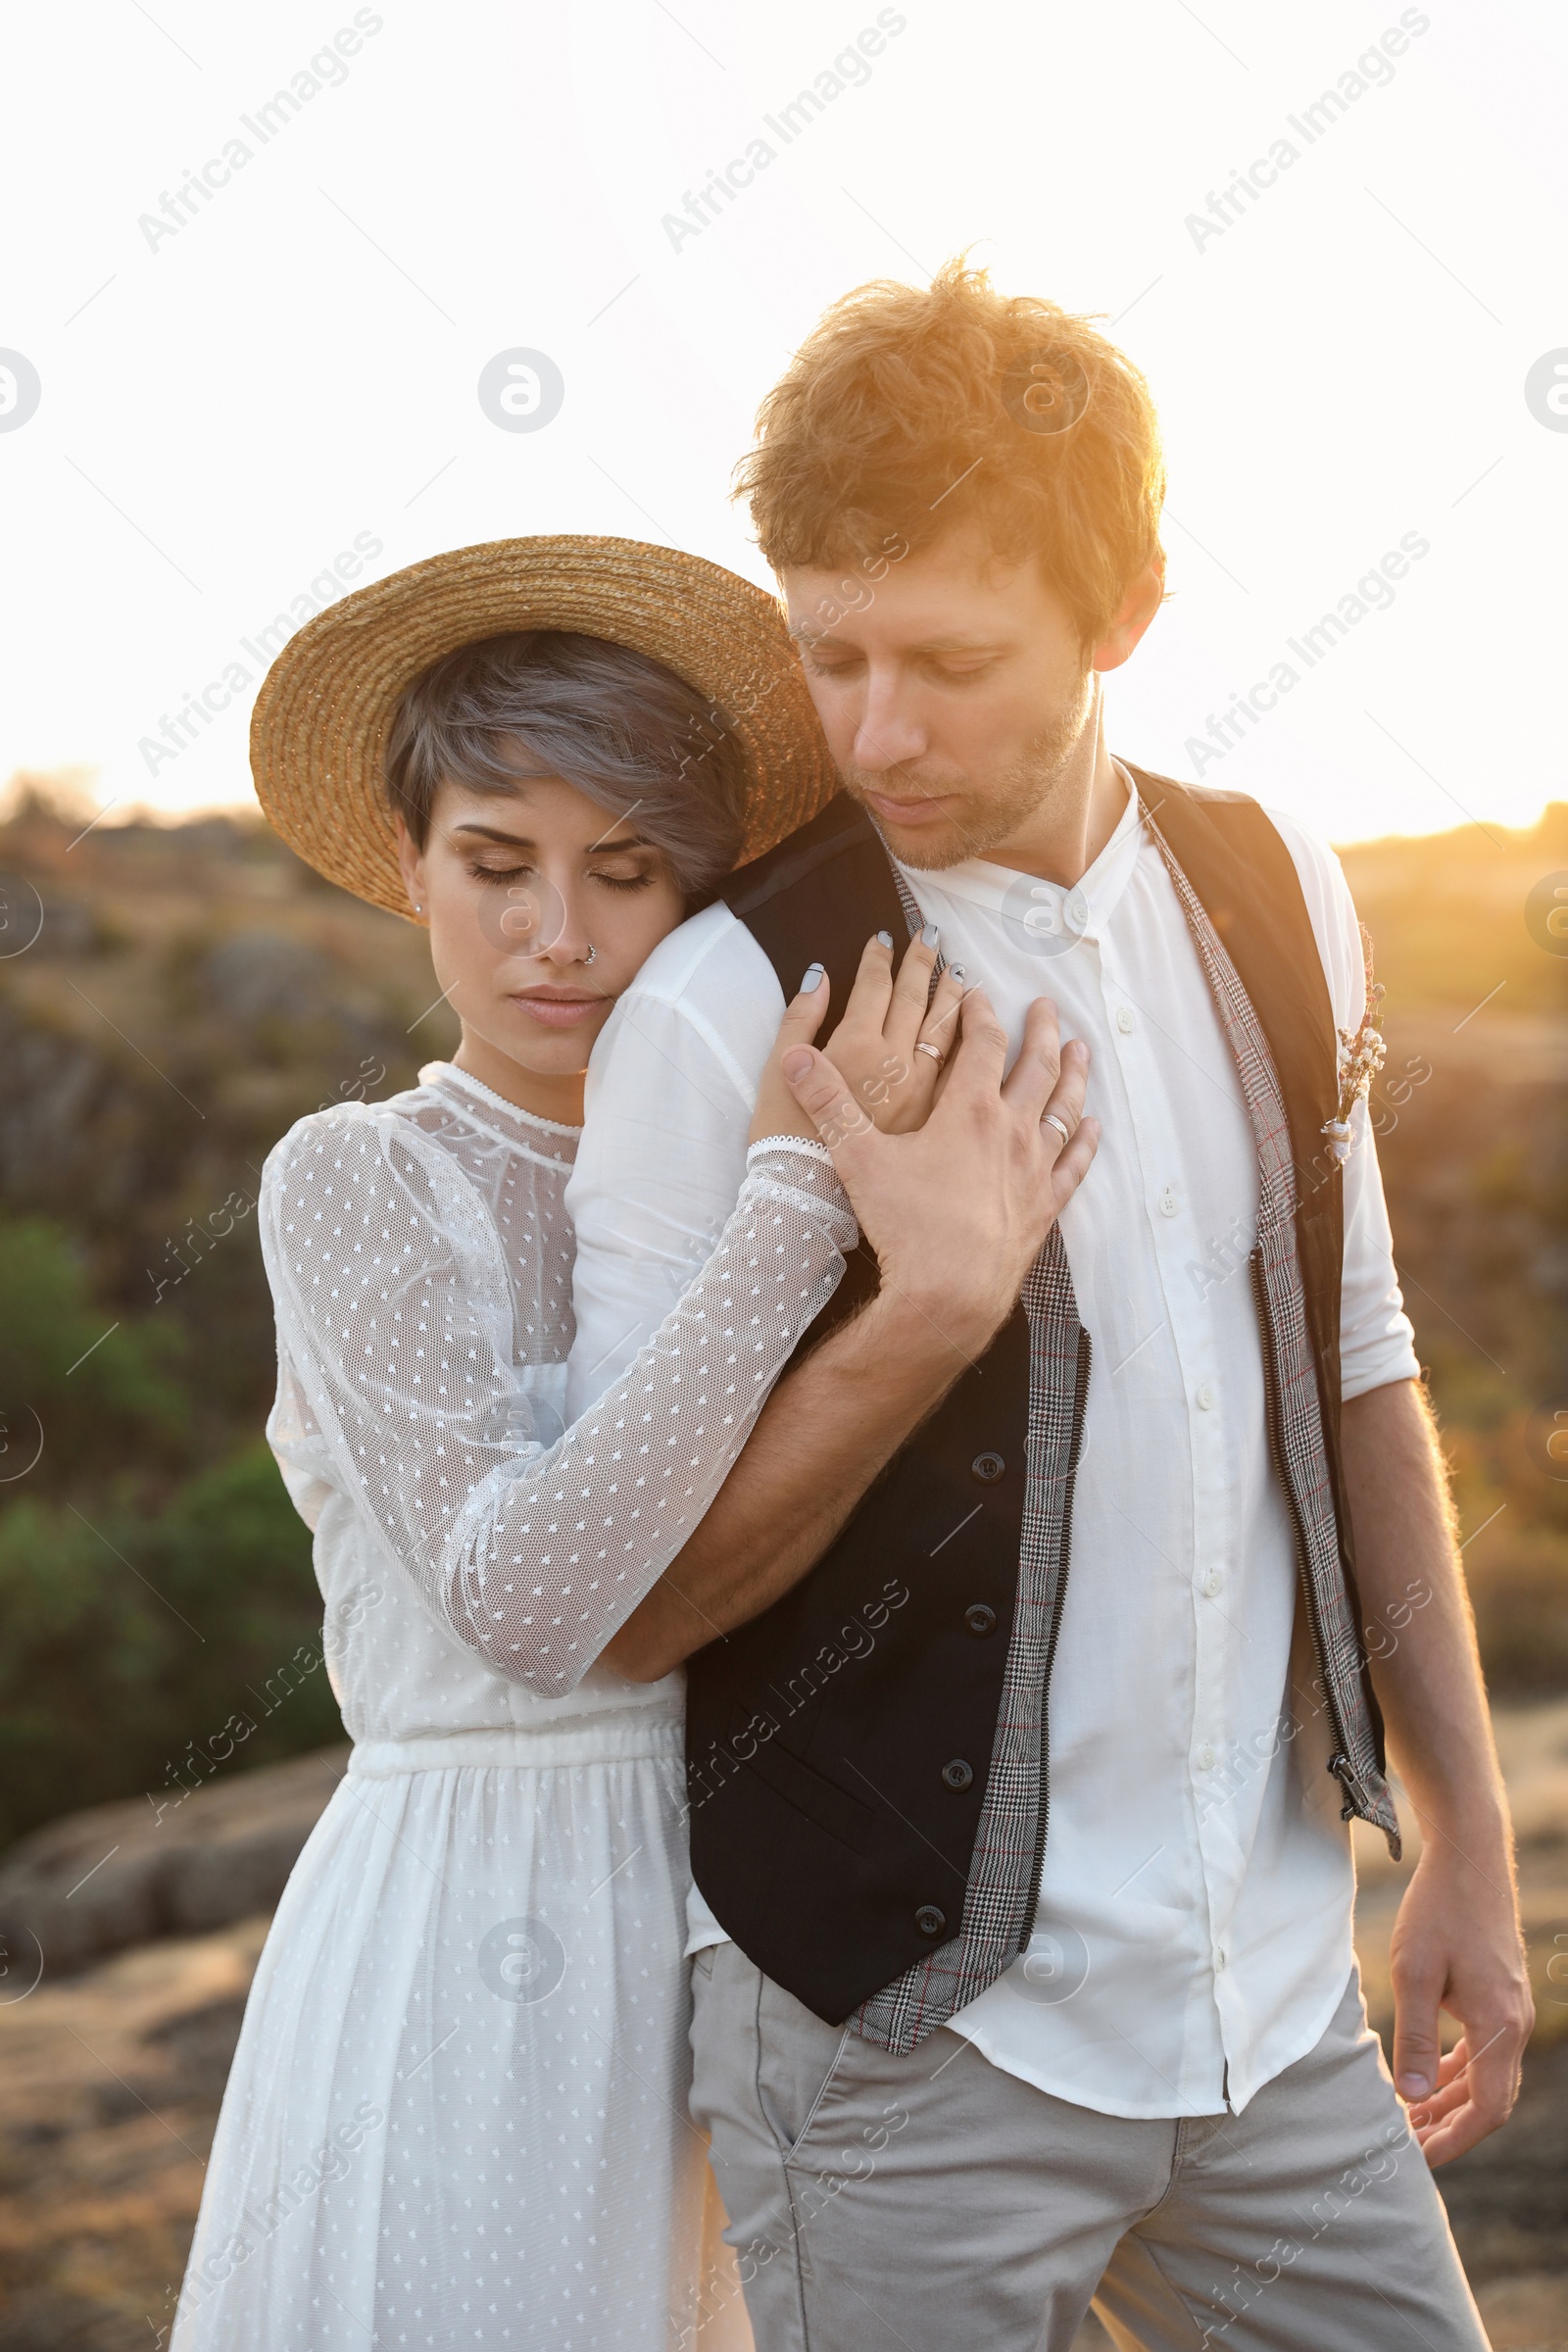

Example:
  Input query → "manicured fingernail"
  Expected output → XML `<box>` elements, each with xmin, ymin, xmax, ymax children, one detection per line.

<box><xmin>1396</xmin><ymin>2073</ymin><xmax>1432</xmax><ymax>2101</ymax></box>
<box><xmin>875</xmin><ymin>929</ymin><xmax>893</xmax><ymax>949</ymax></box>
<box><xmin>800</xmin><ymin>963</ymin><xmax>824</xmax><ymax>993</ymax></box>
<box><xmin>950</xmin><ymin>964</ymin><xmax>966</xmax><ymax>983</ymax></box>
<box><xmin>921</xmin><ymin>921</ymin><xmax>940</xmax><ymax>949</ymax></box>
<box><xmin>782</xmin><ymin>1048</ymin><xmax>812</xmax><ymax>1081</ymax></box>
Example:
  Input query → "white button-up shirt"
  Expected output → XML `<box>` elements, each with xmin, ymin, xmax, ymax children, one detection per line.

<box><xmin>564</xmin><ymin>778</ymin><xmax>1419</xmax><ymax>2119</ymax></box>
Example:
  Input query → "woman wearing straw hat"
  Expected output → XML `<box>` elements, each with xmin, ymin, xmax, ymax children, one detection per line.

<box><xmin>172</xmin><ymin>536</ymin><xmax>1095</xmax><ymax>2352</ymax></box>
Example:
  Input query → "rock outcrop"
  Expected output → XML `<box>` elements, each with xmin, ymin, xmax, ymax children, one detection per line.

<box><xmin>0</xmin><ymin>1745</ymin><xmax>347</xmax><ymax>1978</ymax></box>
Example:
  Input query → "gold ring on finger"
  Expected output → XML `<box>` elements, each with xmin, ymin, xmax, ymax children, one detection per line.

<box><xmin>1042</xmin><ymin>1110</ymin><xmax>1073</xmax><ymax>1145</ymax></box>
<box><xmin>915</xmin><ymin>1041</ymin><xmax>945</xmax><ymax>1066</ymax></box>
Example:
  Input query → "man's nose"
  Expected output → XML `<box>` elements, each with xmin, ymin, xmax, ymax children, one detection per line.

<box><xmin>853</xmin><ymin>673</ymin><xmax>927</xmax><ymax>772</ymax></box>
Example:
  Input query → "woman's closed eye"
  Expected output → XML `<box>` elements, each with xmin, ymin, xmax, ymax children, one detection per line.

<box><xmin>463</xmin><ymin>857</ymin><xmax>657</xmax><ymax>894</ymax></box>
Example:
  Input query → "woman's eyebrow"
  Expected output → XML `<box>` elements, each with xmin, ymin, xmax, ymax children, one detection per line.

<box><xmin>448</xmin><ymin>822</ymin><xmax>538</xmax><ymax>846</ymax></box>
<box><xmin>582</xmin><ymin>823</ymin><xmax>655</xmax><ymax>851</ymax></box>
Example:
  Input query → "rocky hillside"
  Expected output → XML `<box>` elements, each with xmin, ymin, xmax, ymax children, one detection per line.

<box><xmin>0</xmin><ymin>789</ymin><xmax>451</xmax><ymax>1855</ymax></box>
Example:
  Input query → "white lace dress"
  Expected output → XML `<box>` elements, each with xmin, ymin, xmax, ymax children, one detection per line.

<box><xmin>172</xmin><ymin>1062</ymin><xmax>853</xmax><ymax>2352</ymax></box>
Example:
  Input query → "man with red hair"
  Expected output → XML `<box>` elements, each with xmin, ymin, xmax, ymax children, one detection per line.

<box><xmin>570</xmin><ymin>261</ymin><xmax>1526</xmax><ymax>2350</ymax></box>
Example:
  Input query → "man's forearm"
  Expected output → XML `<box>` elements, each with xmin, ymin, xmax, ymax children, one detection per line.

<box><xmin>1341</xmin><ymin>1375</ymin><xmax>1532</xmax><ymax>2158</ymax></box>
<box><xmin>1341</xmin><ymin>1378</ymin><xmax>1508</xmax><ymax>1847</ymax></box>
<box><xmin>602</xmin><ymin>1289</ymin><xmax>977</xmax><ymax>1682</ymax></box>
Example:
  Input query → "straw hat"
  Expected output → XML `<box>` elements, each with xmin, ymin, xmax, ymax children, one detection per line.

<box><xmin>250</xmin><ymin>535</ymin><xmax>839</xmax><ymax>919</ymax></box>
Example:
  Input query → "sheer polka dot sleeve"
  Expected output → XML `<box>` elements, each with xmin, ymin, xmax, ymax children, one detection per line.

<box><xmin>260</xmin><ymin>1106</ymin><xmax>854</xmax><ymax>1695</ymax></box>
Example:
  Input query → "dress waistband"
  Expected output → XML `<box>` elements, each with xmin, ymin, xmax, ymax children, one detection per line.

<box><xmin>347</xmin><ymin>1715</ymin><xmax>684</xmax><ymax>1776</ymax></box>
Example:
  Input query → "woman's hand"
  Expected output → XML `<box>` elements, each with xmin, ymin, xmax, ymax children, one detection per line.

<box><xmin>747</xmin><ymin>932</ymin><xmax>965</xmax><ymax>1148</ymax></box>
<box><xmin>822</xmin><ymin>930</ymin><xmax>966</xmax><ymax>1134</ymax></box>
<box><xmin>779</xmin><ymin>987</ymin><xmax>1098</xmax><ymax>1361</ymax></box>
<box><xmin>749</xmin><ymin>965</ymin><xmax>835</xmax><ymax>1145</ymax></box>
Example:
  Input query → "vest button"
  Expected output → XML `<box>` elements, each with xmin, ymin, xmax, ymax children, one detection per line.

<box><xmin>971</xmin><ymin>1451</ymin><xmax>1004</xmax><ymax>1483</ymax></box>
<box><xmin>915</xmin><ymin>1904</ymin><xmax>947</xmax><ymax>1937</ymax></box>
<box><xmin>964</xmin><ymin>1603</ymin><xmax>997</xmax><ymax>1637</ymax></box>
<box><xmin>942</xmin><ymin>1758</ymin><xmax>974</xmax><ymax>1790</ymax></box>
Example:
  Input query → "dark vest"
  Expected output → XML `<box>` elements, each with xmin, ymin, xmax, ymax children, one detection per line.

<box><xmin>684</xmin><ymin>770</ymin><xmax>1381</xmax><ymax>2025</ymax></box>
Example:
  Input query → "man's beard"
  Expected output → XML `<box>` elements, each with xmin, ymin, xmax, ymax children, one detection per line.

<box><xmin>839</xmin><ymin>674</ymin><xmax>1095</xmax><ymax>872</ymax></box>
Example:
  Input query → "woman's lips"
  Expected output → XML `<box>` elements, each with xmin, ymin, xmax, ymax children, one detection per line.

<box><xmin>510</xmin><ymin>993</ymin><xmax>604</xmax><ymax>1029</ymax></box>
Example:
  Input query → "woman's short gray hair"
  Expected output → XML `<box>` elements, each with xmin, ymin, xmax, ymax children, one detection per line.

<box><xmin>383</xmin><ymin>631</ymin><xmax>748</xmax><ymax>896</ymax></box>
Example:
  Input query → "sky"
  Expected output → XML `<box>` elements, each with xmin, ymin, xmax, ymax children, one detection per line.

<box><xmin>2</xmin><ymin>0</ymin><xmax>1565</xmax><ymax>846</ymax></box>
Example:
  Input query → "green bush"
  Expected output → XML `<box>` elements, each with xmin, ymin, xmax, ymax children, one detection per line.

<box><xmin>0</xmin><ymin>1443</ymin><xmax>339</xmax><ymax>1850</ymax></box>
<box><xmin>0</xmin><ymin>1215</ymin><xmax>187</xmax><ymax>1488</ymax></box>
<box><xmin>0</xmin><ymin>1216</ymin><xmax>341</xmax><ymax>1852</ymax></box>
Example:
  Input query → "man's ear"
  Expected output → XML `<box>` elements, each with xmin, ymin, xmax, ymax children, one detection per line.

<box><xmin>394</xmin><ymin>814</ymin><xmax>429</xmax><ymax>924</ymax></box>
<box><xmin>1091</xmin><ymin>554</ymin><xmax>1166</xmax><ymax>675</ymax></box>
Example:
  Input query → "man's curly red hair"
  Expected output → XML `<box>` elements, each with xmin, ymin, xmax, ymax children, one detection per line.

<box><xmin>736</xmin><ymin>258</ymin><xmax>1166</xmax><ymax>649</ymax></box>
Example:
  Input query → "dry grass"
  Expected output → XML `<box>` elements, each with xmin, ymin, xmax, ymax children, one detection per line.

<box><xmin>0</xmin><ymin>1916</ymin><xmax>266</xmax><ymax>2347</ymax></box>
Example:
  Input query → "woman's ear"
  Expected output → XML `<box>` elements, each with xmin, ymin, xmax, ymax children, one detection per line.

<box><xmin>394</xmin><ymin>814</ymin><xmax>429</xmax><ymax>925</ymax></box>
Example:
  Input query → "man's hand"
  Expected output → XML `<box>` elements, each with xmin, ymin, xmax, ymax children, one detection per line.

<box><xmin>1390</xmin><ymin>1837</ymin><xmax>1533</xmax><ymax>2166</ymax></box>
<box><xmin>748</xmin><ymin>933</ymin><xmax>966</xmax><ymax>1147</ymax></box>
<box><xmin>782</xmin><ymin>987</ymin><xmax>1097</xmax><ymax>1360</ymax></box>
<box><xmin>817</xmin><ymin>928</ymin><xmax>967</xmax><ymax>1133</ymax></box>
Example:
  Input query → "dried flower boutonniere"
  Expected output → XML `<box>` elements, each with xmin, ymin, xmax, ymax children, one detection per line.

<box><xmin>1322</xmin><ymin>924</ymin><xmax>1387</xmax><ymax>1165</ymax></box>
<box><xmin>1325</xmin><ymin>926</ymin><xmax>1382</xmax><ymax>1166</ymax></box>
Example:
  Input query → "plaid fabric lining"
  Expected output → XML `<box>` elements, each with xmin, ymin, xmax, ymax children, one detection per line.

<box><xmin>1143</xmin><ymin>810</ymin><xmax>1397</xmax><ymax>1843</ymax></box>
<box><xmin>849</xmin><ymin>810</ymin><xmax>1395</xmax><ymax>2056</ymax></box>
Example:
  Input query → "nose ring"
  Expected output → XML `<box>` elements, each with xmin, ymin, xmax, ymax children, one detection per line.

<box><xmin>582</xmin><ymin>942</ymin><xmax>598</xmax><ymax>965</ymax></box>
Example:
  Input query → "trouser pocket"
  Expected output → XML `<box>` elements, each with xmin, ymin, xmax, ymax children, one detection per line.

<box><xmin>754</xmin><ymin>1964</ymin><xmax>852</xmax><ymax>2159</ymax></box>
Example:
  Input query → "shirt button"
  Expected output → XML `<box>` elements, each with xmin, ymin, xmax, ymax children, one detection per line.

<box><xmin>1158</xmin><ymin>1188</ymin><xmax>1179</xmax><ymax>1218</ymax></box>
<box><xmin>964</xmin><ymin>1603</ymin><xmax>998</xmax><ymax>1637</ymax></box>
<box><xmin>915</xmin><ymin>1905</ymin><xmax>947</xmax><ymax>1938</ymax></box>
<box><xmin>1196</xmin><ymin>1383</ymin><xmax>1216</xmax><ymax>1410</ymax></box>
<box><xmin>1214</xmin><ymin>1947</ymin><xmax>1228</xmax><ymax>1973</ymax></box>
<box><xmin>1203</xmin><ymin>1572</ymin><xmax>1224</xmax><ymax>1598</ymax></box>
<box><xmin>1115</xmin><ymin>1005</ymin><xmax>1136</xmax><ymax>1033</ymax></box>
<box><xmin>971</xmin><ymin>1451</ymin><xmax>1004</xmax><ymax>1484</ymax></box>
<box><xmin>942</xmin><ymin>1758</ymin><xmax>974</xmax><ymax>1791</ymax></box>
<box><xmin>1198</xmin><ymin>1744</ymin><xmax>1216</xmax><ymax>1771</ymax></box>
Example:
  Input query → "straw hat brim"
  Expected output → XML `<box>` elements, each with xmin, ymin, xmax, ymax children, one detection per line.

<box><xmin>249</xmin><ymin>535</ymin><xmax>839</xmax><ymax>919</ymax></box>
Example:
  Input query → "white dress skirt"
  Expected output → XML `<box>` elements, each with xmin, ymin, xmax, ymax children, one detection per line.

<box><xmin>172</xmin><ymin>1063</ymin><xmax>853</xmax><ymax>2351</ymax></box>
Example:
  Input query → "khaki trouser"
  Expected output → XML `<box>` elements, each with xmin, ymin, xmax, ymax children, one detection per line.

<box><xmin>690</xmin><ymin>1945</ymin><xmax>1490</xmax><ymax>2352</ymax></box>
